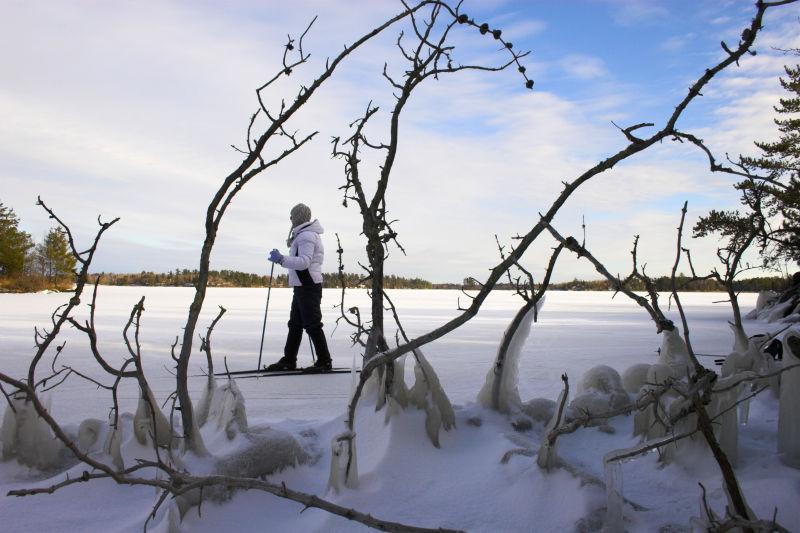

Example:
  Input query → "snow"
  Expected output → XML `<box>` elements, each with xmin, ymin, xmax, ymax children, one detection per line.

<box><xmin>1</xmin><ymin>287</ymin><xmax>799</xmax><ymax>532</ymax></box>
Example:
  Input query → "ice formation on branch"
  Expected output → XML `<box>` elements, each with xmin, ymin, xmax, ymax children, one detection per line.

<box><xmin>567</xmin><ymin>365</ymin><xmax>630</xmax><ymax>424</ymax></box>
<box><xmin>621</xmin><ymin>363</ymin><xmax>651</xmax><ymax>395</ymax></box>
<box><xmin>658</xmin><ymin>328</ymin><xmax>692</xmax><ymax>378</ymax></box>
<box><xmin>632</xmin><ymin>364</ymin><xmax>672</xmax><ymax>439</ymax></box>
<box><xmin>196</xmin><ymin>375</ymin><xmax>216</xmax><ymax>428</ymax></box>
<box><xmin>478</xmin><ymin>299</ymin><xmax>543</xmax><ymax>414</ymax></box>
<box><xmin>379</xmin><ymin>357</ymin><xmax>409</xmax><ymax>421</ymax></box>
<box><xmin>1</xmin><ymin>395</ymin><xmax>65</xmax><ymax>470</ymax></box>
<box><xmin>537</xmin><ymin>379</ymin><xmax>568</xmax><ymax>470</ymax></box>
<box><xmin>778</xmin><ymin>333</ymin><xmax>800</xmax><ymax>468</ymax></box>
<box><xmin>133</xmin><ymin>388</ymin><xmax>174</xmax><ymax>447</ymax></box>
<box><xmin>204</xmin><ymin>379</ymin><xmax>248</xmax><ymax>440</ymax></box>
<box><xmin>409</xmin><ymin>349</ymin><xmax>455</xmax><ymax>447</ymax></box>
<box><xmin>603</xmin><ymin>454</ymin><xmax>624</xmax><ymax>533</ymax></box>
<box><xmin>328</xmin><ymin>431</ymin><xmax>358</xmax><ymax>491</ymax></box>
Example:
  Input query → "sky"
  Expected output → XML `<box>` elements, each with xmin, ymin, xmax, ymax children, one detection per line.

<box><xmin>1</xmin><ymin>0</ymin><xmax>799</xmax><ymax>284</ymax></box>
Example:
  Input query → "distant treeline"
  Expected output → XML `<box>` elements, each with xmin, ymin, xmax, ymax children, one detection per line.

<box><xmin>544</xmin><ymin>275</ymin><xmax>791</xmax><ymax>293</ymax></box>
<box><xmin>94</xmin><ymin>269</ymin><xmax>793</xmax><ymax>292</ymax></box>
<box><xmin>95</xmin><ymin>269</ymin><xmax>433</xmax><ymax>289</ymax></box>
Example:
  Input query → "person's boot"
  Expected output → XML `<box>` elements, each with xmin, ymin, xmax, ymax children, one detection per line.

<box><xmin>265</xmin><ymin>356</ymin><xmax>296</xmax><ymax>372</ymax></box>
<box><xmin>303</xmin><ymin>329</ymin><xmax>332</xmax><ymax>373</ymax></box>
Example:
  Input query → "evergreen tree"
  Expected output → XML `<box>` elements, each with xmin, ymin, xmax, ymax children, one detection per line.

<box><xmin>35</xmin><ymin>228</ymin><xmax>76</xmax><ymax>279</ymax></box>
<box><xmin>0</xmin><ymin>201</ymin><xmax>33</xmax><ymax>276</ymax></box>
<box><xmin>736</xmin><ymin>62</ymin><xmax>800</xmax><ymax>266</ymax></box>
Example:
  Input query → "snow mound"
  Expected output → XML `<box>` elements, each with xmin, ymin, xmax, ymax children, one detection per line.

<box><xmin>521</xmin><ymin>398</ymin><xmax>556</xmax><ymax>423</ymax></box>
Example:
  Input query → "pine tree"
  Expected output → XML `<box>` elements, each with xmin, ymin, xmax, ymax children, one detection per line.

<box><xmin>0</xmin><ymin>201</ymin><xmax>33</xmax><ymax>276</ymax></box>
<box><xmin>35</xmin><ymin>228</ymin><xmax>76</xmax><ymax>280</ymax></box>
<box><xmin>738</xmin><ymin>62</ymin><xmax>800</xmax><ymax>266</ymax></box>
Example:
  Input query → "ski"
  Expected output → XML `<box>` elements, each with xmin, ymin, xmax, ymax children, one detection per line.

<box><xmin>212</xmin><ymin>367</ymin><xmax>358</xmax><ymax>378</ymax></box>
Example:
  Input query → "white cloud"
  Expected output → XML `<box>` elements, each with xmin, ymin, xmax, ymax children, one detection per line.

<box><xmin>660</xmin><ymin>33</ymin><xmax>696</xmax><ymax>52</ymax></box>
<box><xmin>602</xmin><ymin>0</ymin><xmax>669</xmax><ymax>26</ymax></box>
<box><xmin>559</xmin><ymin>54</ymin><xmax>609</xmax><ymax>80</ymax></box>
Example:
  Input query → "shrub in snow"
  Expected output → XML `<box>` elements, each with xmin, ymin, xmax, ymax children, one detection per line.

<box><xmin>408</xmin><ymin>349</ymin><xmax>455</xmax><ymax>447</ymax></box>
<box><xmin>566</xmin><ymin>365</ymin><xmax>630</xmax><ymax>424</ymax></box>
<box><xmin>133</xmin><ymin>388</ymin><xmax>174</xmax><ymax>448</ymax></box>
<box><xmin>521</xmin><ymin>398</ymin><xmax>556</xmax><ymax>424</ymax></box>
<box><xmin>778</xmin><ymin>333</ymin><xmax>800</xmax><ymax>468</ymax></box>
<box><xmin>477</xmin><ymin>299</ymin><xmax>543</xmax><ymax>414</ymax></box>
<box><xmin>622</xmin><ymin>363</ymin><xmax>651</xmax><ymax>394</ymax></box>
<box><xmin>1</xmin><ymin>395</ymin><xmax>65</xmax><ymax>470</ymax></box>
<box><xmin>204</xmin><ymin>379</ymin><xmax>248</xmax><ymax>440</ymax></box>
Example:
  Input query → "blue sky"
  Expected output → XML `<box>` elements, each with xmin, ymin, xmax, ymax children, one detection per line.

<box><xmin>1</xmin><ymin>0</ymin><xmax>799</xmax><ymax>283</ymax></box>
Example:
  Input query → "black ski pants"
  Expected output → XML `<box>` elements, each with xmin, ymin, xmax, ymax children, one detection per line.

<box><xmin>283</xmin><ymin>283</ymin><xmax>332</xmax><ymax>363</ymax></box>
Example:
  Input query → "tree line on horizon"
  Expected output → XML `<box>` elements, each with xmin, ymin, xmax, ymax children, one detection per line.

<box><xmin>91</xmin><ymin>268</ymin><xmax>792</xmax><ymax>293</ymax></box>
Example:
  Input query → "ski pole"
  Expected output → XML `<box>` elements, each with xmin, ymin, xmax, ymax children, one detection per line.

<box><xmin>308</xmin><ymin>334</ymin><xmax>316</xmax><ymax>363</ymax></box>
<box><xmin>257</xmin><ymin>262</ymin><xmax>275</xmax><ymax>370</ymax></box>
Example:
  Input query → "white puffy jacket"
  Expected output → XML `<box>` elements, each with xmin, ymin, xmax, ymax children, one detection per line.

<box><xmin>280</xmin><ymin>219</ymin><xmax>325</xmax><ymax>286</ymax></box>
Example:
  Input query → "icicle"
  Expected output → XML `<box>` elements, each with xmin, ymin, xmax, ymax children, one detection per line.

<box><xmin>778</xmin><ymin>333</ymin><xmax>800</xmax><ymax>468</ymax></box>
<box><xmin>738</xmin><ymin>395</ymin><xmax>750</xmax><ymax>426</ymax></box>
<box><xmin>603</xmin><ymin>457</ymin><xmax>624</xmax><ymax>533</ymax></box>
<box><xmin>0</xmin><ymin>396</ymin><xmax>19</xmax><ymax>460</ymax></box>
<box><xmin>712</xmin><ymin>383</ymin><xmax>741</xmax><ymax>467</ymax></box>
<box><xmin>348</xmin><ymin>347</ymin><xmax>359</xmax><ymax>403</ymax></box>
<box><xmin>408</xmin><ymin>348</ymin><xmax>455</xmax><ymax>447</ymax></box>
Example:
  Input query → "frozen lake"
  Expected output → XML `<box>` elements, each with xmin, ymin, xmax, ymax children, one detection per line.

<box><xmin>0</xmin><ymin>287</ymin><xmax>760</xmax><ymax>424</ymax></box>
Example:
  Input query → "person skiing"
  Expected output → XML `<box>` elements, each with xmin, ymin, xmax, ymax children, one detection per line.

<box><xmin>265</xmin><ymin>203</ymin><xmax>333</xmax><ymax>372</ymax></box>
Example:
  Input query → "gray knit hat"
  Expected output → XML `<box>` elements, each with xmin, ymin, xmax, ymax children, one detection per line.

<box><xmin>290</xmin><ymin>203</ymin><xmax>311</xmax><ymax>226</ymax></box>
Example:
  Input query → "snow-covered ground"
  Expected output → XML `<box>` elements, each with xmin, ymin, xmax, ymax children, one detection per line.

<box><xmin>1</xmin><ymin>287</ymin><xmax>798</xmax><ymax>532</ymax></box>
